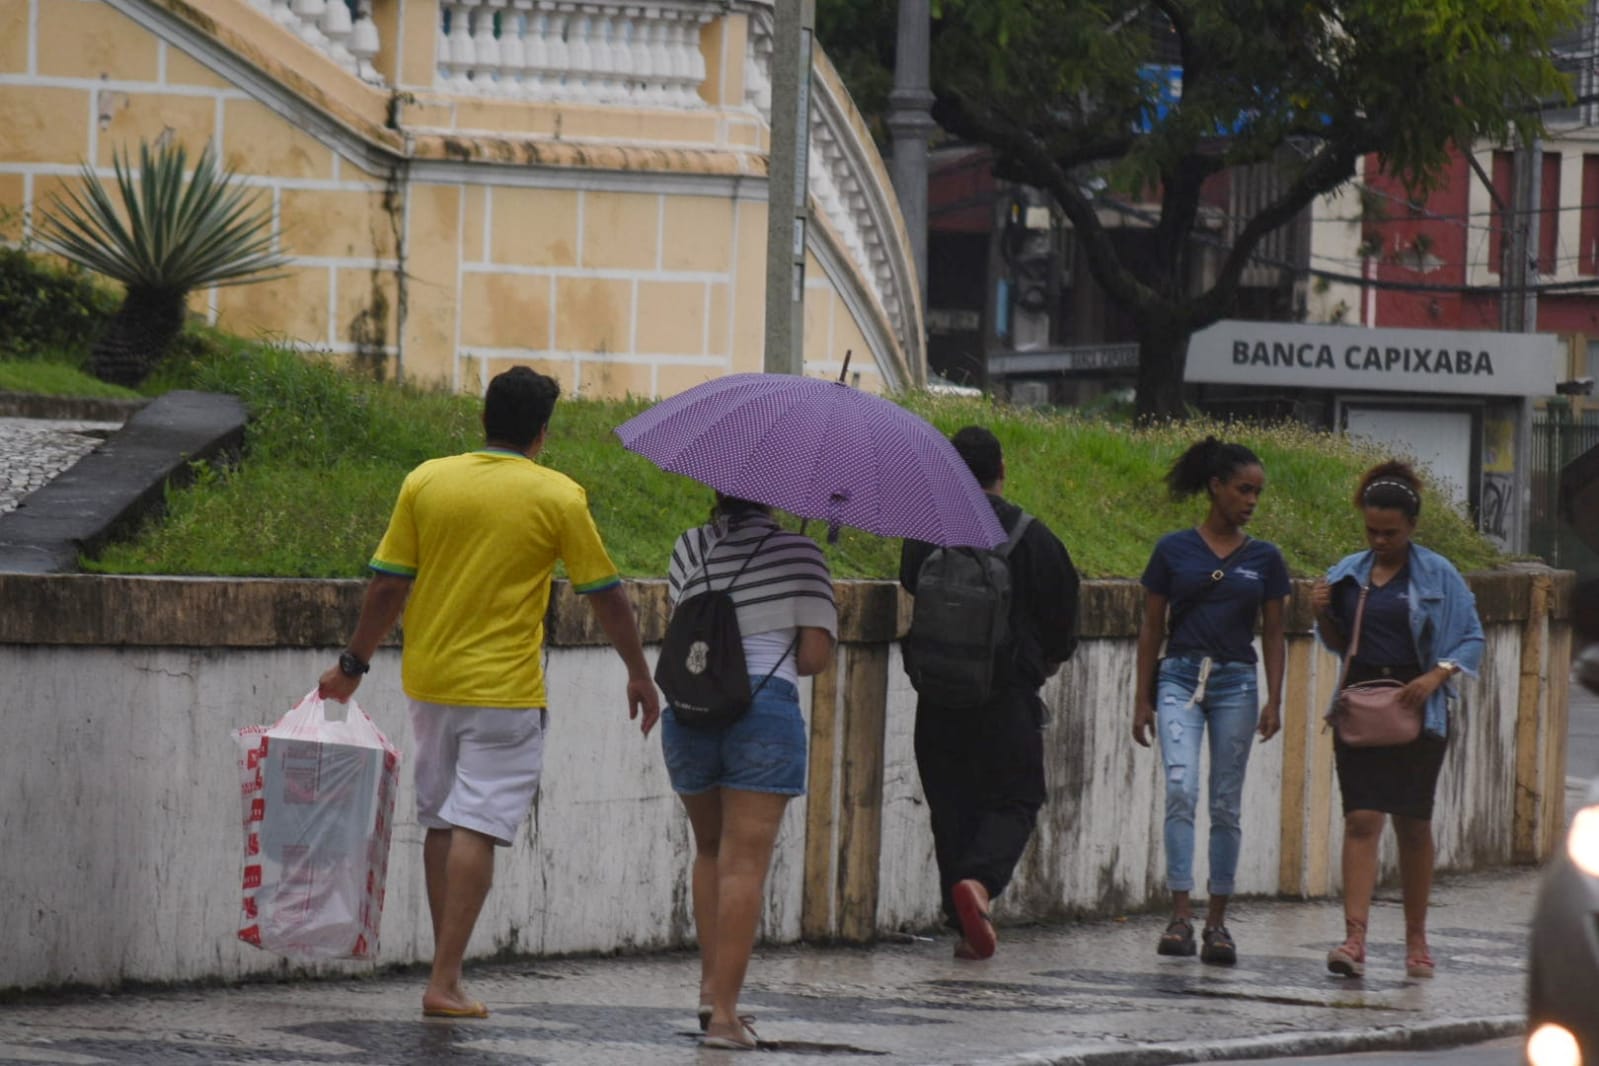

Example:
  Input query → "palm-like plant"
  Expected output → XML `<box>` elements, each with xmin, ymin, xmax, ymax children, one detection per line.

<box><xmin>38</xmin><ymin>140</ymin><xmax>288</xmax><ymax>386</ymax></box>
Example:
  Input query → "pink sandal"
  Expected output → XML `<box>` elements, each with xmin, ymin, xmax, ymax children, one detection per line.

<box><xmin>1326</xmin><ymin>938</ymin><xmax>1366</xmax><ymax>978</ymax></box>
<box><xmin>1406</xmin><ymin>951</ymin><xmax>1435</xmax><ymax>979</ymax></box>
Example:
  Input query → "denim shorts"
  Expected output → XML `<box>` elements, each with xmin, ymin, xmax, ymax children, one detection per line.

<box><xmin>661</xmin><ymin>676</ymin><xmax>807</xmax><ymax>796</ymax></box>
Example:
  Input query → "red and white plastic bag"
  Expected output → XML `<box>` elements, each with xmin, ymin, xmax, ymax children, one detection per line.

<box><xmin>233</xmin><ymin>690</ymin><xmax>401</xmax><ymax>960</ymax></box>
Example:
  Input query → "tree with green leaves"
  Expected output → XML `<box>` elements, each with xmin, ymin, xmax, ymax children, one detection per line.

<box><xmin>39</xmin><ymin>140</ymin><xmax>287</xmax><ymax>387</ymax></box>
<box><xmin>820</xmin><ymin>0</ymin><xmax>1581</xmax><ymax>419</ymax></box>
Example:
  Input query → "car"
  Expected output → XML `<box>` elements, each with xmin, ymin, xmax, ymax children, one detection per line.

<box><xmin>1525</xmin><ymin>777</ymin><xmax>1599</xmax><ymax>1066</ymax></box>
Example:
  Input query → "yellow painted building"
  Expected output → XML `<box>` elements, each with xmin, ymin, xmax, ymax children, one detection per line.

<box><xmin>0</xmin><ymin>0</ymin><xmax>923</xmax><ymax>396</ymax></box>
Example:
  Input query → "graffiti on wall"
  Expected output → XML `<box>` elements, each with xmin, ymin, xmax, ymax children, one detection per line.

<box><xmin>1482</xmin><ymin>473</ymin><xmax>1513</xmax><ymax>544</ymax></box>
<box><xmin>1480</xmin><ymin>414</ymin><xmax>1516</xmax><ymax>550</ymax></box>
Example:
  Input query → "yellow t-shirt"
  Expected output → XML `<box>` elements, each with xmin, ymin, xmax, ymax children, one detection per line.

<box><xmin>369</xmin><ymin>450</ymin><xmax>620</xmax><ymax>708</ymax></box>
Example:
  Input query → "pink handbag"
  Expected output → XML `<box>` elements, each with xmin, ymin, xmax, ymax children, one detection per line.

<box><xmin>1325</xmin><ymin>585</ymin><xmax>1423</xmax><ymax>748</ymax></box>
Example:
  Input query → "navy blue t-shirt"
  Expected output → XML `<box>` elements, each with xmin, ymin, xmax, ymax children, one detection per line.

<box><xmin>1141</xmin><ymin>529</ymin><xmax>1291</xmax><ymax>664</ymax></box>
<box><xmin>1331</xmin><ymin>568</ymin><xmax>1416</xmax><ymax>667</ymax></box>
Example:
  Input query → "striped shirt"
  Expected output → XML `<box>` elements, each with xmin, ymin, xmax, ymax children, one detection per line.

<box><xmin>668</xmin><ymin>514</ymin><xmax>838</xmax><ymax>640</ymax></box>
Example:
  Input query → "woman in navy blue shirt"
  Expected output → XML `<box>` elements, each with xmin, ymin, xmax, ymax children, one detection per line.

<box><xmin>1134</xmin><ymin>437</ymin><xmax>1290</xmax><ymax>965</ymax></box>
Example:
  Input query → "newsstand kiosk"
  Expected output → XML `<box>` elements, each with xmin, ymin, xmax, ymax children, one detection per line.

<box><xmin>1185</xmin><ymin>320</ymin><xmax>1561</xmax><ymax>553</ymax></box>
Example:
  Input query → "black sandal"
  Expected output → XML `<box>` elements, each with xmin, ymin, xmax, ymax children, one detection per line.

<box><xmin>1200</xmin><ymin>924</ymin><xmax>1237</xmax><ymax>965</ymax></box>
<box><xmin>1157</xmin><ymin>917</ymin><xmax>1196</xmax><ymax>957</ymax></box>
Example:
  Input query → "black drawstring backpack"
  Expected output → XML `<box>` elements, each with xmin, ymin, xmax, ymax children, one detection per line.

<box><xmin>656</xmin><ymin>528</ymin><xmax>794</xmax><ymax>728</ymax></box>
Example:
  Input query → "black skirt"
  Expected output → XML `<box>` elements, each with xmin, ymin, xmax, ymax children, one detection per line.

<box><xmin>1333</xmin><ymin>661</ymin><xmax>1448</xmax><ymax>820</ymax></box>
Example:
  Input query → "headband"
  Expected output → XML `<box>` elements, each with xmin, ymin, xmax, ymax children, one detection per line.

<box><xmin>1363</xmin><ymin>478</ymin><xmax>1421</xmax><ymax>509</ymax></box>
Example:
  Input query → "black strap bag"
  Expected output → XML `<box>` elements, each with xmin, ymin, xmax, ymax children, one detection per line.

<box><xmin>656</xmin><ymin>529</ymin><xmax>793</xmax><ymax>729</ymax></box>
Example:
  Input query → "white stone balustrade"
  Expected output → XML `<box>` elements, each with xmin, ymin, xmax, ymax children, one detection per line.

<box><xmin>434</xmin><ymin>1</ymin><xmax>713</xmax><ymax>107</ymax></box>
<box><xmin>250</xmin><ymin>0</ymin><xmax>383</xmax><ymax>83</ymax></box>
<box><xmin>745</xmin><ymin>9</ymin><xmax>917</xmax><ymax>367</ymax></box>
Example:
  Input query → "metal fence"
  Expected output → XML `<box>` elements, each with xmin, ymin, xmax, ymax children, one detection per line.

<box><xmin>1530</xmin><ymin>410</ymin><xmax>1599</xmax><ymax>571</ymax></box>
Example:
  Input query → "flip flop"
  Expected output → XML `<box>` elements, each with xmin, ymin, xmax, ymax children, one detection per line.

<box><xmin>701</xmin><ymin>1016</ymin><xmax>758</xmax><ymax>1050</ymax></box>
<box><xmin>423</xmin><ymin>1001</ymin><xmax>490</xmax><ymax>1019</ymax></box>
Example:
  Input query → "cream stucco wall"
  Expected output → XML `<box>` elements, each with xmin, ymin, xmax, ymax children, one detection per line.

<box><xmin>0</xmin><ymin>0</ymin><xmax>915</xmax><ymax>395</ymax></box>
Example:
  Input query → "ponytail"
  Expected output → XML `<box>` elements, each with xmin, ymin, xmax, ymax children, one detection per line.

<box><xmin>1166</xmin><ymin>436</ymin><xmax>1262</xmax><ymax>500</ymax></box>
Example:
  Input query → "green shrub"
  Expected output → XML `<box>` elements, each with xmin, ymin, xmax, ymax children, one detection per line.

<box><xmin>0</xmin><ymin>247</ymin><xmax>117</xmax><ymax>361</ymax></box>
<box><xmin>37</xmin><ymin>140</ymin><xmax>287</xmax><ymax>386</ymax></box>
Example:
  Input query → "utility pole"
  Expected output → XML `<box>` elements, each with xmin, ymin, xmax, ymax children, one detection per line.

<box><xmin>887</xmin><ymin>0</ymin><xmax>934</xmax><ymax>297</ymax></box>
<box><xmin>1502</xmin><ymin>133</ymin><xmax>1542</xmax><ymax>333</ymax></box>
<box><xmin>764</xmin><ymin>0</ymin><xmax>816</xmax><ymax>375</ymax></box>
<box><xmin>1504</xmin><ymin>132</ymin><xmax>1543</xmax><ymax>563</ymax></box>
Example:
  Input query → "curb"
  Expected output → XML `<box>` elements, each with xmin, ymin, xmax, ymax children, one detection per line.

<box><xmin>0</xmin><ymin>390</ymin><xmax>245</xmax><ymax>573</ymax></box>
<box><xmin>984</xmin><ymin>1015</ymin><xmax>1523</xmax><ymax>1065</ymax></box>
<box><xmin>0</xmin><ymin>391</ymin><xmax>148</xmax><ymax>422</ymax></box>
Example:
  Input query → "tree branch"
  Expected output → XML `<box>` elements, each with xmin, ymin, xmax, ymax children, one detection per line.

<box><xmin>935</xmin><ymin>90</ymin><xmax>1161</xmax><ymax>315</ymax></box>
<box><xmin>1189</xmin><ymin>139</ymin><xmax>1368</xmax><ymax>325</ymax></box>
<box><xmin>1147</xmin><ymin>0</ymin><xmax>1195</xmax><ymax>73</ymax></box>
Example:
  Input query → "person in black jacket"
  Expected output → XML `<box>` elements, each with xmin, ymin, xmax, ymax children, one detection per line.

<box><xmin>899</xmin><ymin>426</ymin><xmax>1080</xmax><ymax>960</ymax></box>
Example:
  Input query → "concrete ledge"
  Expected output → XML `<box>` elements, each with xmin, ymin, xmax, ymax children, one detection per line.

<box><xmin>0</xmin><ymin>566</ymin><xmax>1574</xmax><ymax>646</ymax></box>
<box><xmin>0</xmin><ymin>391</ymin><xmax>246</xmax><ymax>574</ymax></box>
<box><xmin>1019</xmin><ymin>1016</ymin><xmax>1524</xmax><ymax>1066</ymax></box>
<box><xmin>0</xmin><ymin>392</ymin><xmax>148</xmax><ymax>422</ymax></box>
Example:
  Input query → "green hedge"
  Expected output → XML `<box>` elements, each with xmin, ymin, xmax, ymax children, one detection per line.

<box><xmin>0</xmin><ymin>247</ymin><xmax>116</xmax><ymax>362</ymax></box>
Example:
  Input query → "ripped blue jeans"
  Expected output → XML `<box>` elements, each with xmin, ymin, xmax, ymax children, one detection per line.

<box><xmin>1156</xmin><ymin>654</ymin><xmax>1260</xmax><ymax>895</ymax></box>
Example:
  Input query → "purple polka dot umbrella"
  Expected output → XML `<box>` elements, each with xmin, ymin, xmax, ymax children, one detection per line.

<box><xmin>615</xmin><ymin>373</ymin><xmax>1005</xmax><ymax>549</ymax></box>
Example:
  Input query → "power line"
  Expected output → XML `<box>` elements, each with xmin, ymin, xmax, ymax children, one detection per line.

<box><xmin>1095</xmin><ymin>192</ymin><xmax>1599</xmax><ymax>296</ymax></box>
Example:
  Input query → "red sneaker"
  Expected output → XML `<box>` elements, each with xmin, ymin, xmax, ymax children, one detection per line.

<box><xmin>952</xmin><ymin>879</ymin><xmax>996</xmax><ymax>960</ymax></box>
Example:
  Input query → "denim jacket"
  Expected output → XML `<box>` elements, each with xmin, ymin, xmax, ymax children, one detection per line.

<box><xmin>1315</xmin><ymin>543</ymin><xmax>1485</xmax><ymax>738</ymax></box>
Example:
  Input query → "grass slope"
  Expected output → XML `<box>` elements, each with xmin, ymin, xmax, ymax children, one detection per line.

<box><xmin>85</xmin><ymin>340</ymin><xmax>1503</xmax><ymax>579</ymax></box>
<box><xmin>0</xmin><ymin>359</ymin><xmax>141</xmax><ymax>398</ymax></box>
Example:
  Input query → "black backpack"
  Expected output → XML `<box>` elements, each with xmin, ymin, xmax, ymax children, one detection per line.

<box><xmin>656</xmin><ymin>529</ymin><xmax>791</xmax><ymax>729</ymax></box>
<box><xmin>904</xmin><ymin>513</ymin><xmax>1033</xmax><ymax>708</ymax></box>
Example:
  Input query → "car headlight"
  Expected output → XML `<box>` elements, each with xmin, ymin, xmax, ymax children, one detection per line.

<box><xmin>1528</xmin><ymin>1023</ymin><xmax>1582</xmax><ymax>1066</ymax></box>
<box><xmin>1570</xmin><ymin>806</ymin><xmax>1599</xmax><ymax>878</ymax></box>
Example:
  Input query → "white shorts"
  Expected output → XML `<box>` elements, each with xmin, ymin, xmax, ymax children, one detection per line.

<box><xmin>410</xmin><ymin>700</ymin><xmax>548</xmax><ymax>847</ymax></box>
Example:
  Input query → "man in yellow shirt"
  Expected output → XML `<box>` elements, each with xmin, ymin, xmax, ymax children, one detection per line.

<box><xmin>319</xmin><ymin>366</ymin><xmax>659</xmax><ymax>1019</ymax></box>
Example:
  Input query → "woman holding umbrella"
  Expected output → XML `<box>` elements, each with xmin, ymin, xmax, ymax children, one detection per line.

<box><xmin>661</xmin><ymin>494</ymin><xmax>837</xmax><ymax>1050</ymax></box>
<box><xmin>614</xmin><ymin>370</ymin><xmax>1007</xmax><ymax>1045</ymax></box>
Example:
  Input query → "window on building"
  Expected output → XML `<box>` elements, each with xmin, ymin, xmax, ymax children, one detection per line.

<box><xmin>1487</xmin><ymin>151</ymin><xmax>1563</xmax><ymax>277</ymax></box>
<box><xmin>1488</xmin><ymin>151</ymin><xmax>1513</xmax><ymax>275</ymax></box>
<box><xmin>1583</xmin><ymin>156</ymin><xmax>1599</xmax><ymax>276</ymax></box>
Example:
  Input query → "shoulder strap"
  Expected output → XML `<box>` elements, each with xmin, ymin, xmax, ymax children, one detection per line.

<box><xmin>1336</xmin><ymin>584</ymin><xmax>1372</xmax><ymax>690</ymax></box>
<box><xmin>732</xmin><ymin>527</ymin><xmax>795</xmax><ymax>701</ymax></box>
<box><xmin>994</xmin><ymin>512</ymin><xmax>1033</xmax><ymax>560</ymax></box>
<box><xmin>1166</xmin><ymin>535</ymin><xmax>1251</xmax><ymax>637</ymax></box>
<box><xmin>717</xmin><ymin>527</ymin><xmax>779</xmax><ymax>593</ymax></box>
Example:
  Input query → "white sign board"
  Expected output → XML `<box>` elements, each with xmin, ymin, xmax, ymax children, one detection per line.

<box><xmin>1186</xmin><ymin>321</ymin><xmax>1559</xmax><ymax>397</ymax></box>
<box><xmin>1342</xmin><ymin>406</ymin><xmax>1473</xmax><ymax>507</ymax></box>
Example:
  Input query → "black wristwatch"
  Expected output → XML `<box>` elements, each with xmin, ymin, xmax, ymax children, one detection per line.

<box><xmin>337</xmin><ymin>650</ymin><xmax>370</xmax><ymax>677</ymax></box>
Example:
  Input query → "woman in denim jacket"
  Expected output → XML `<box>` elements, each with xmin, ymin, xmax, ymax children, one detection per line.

<box><xmin>1311</xmin><ymin>461</ymin><xmax>1485</xmax><ymax>980</ymax></box>
<box><xmin>1134</xmin><ymin>437</ymin><xmax>1290</xmax><ymax>965</ymax></box>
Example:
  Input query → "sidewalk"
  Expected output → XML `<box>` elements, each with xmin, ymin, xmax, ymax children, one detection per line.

<box><xmin>0</xmin><ymin>867</ymin><xmax>1537</xmax><ymax>1066</ymax></box>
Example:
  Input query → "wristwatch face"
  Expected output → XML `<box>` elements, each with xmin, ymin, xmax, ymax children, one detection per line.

<box><xmin>339</xmin><ymin>652</ymin><xmax>368</xmax><ymax>676</ymax></box>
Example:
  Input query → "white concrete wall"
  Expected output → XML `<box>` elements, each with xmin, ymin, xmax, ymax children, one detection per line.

<box><xmin>0</xmin><ymin>620</ymin><xmax>1542</xmax><ymax>990</ymax></box>
<box><xmin>0</xmin><ymin>645</ymin><xmax>809</xmax><ymax>990</ymax></box>
<box><xmin>875</xmin><ymin>633</ymin><xmax>1480</xmax><ymax>934</ymax></box>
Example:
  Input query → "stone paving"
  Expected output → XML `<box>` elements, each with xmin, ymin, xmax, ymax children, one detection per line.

<box><xmin>0</xmin><ymin>417</ymin><xmax>121</xmax><ymax>514</ymax></box>
<box><xmin>0</xmin><ymin>868</ymin><xmax>1538</xmax><ymax>1066</ymax></box>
